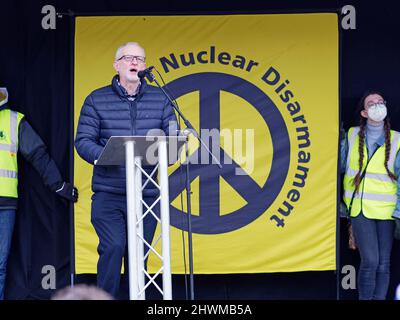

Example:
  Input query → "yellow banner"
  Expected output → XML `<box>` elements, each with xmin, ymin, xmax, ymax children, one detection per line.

<box><xmin>74</xmin><ymin>14</ymin><xmax>338</xmax><ymax>274</ymax></box>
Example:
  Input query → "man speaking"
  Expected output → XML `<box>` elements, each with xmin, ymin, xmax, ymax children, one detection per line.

<box><xmin>75</xmin><ymin>42</ymin><xmax>178</xmax><ymax>298</ymax></box>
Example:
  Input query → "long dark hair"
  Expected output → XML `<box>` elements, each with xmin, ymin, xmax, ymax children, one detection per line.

<box><xmin>353</xmin><ymin>91</ymin><xmax>396</xmax><ymax>192</ymax></box>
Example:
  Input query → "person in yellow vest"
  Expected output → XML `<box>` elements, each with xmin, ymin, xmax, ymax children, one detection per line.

<box><xmin>341</xmin><ymin>91</ymin><xmax>400</xmax><ymax>300</ymax></box>
<box><xmin>0</xmin><ymin>88</ymin><xmax>78</xmax><ymax>300</ymax></box>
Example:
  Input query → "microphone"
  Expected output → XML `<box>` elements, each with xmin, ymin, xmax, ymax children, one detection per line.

<box><xmin>138</xmin><ymin>66</ymin><xmax>155</xmax><ymax>79</ymax></box>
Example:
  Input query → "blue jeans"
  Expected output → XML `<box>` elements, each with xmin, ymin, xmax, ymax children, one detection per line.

<box><xmin>351</xmin><ymin>213</ymin><xmax>394</xmax><ymax>300</ymax></box>
<box><xmin>91</xmin><ymin>192</ymin><xmax>158</xmax><ymax>298</ymax></box>
<box><xmin>0</xmin><ymin>210</ymin><xmax>16</xmax><ymax>300</ymax></box>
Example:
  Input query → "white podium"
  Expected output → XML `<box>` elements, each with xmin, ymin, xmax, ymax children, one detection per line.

<box><xmin>96</xmin><ymin>135</ymin><xmax>185</xmax><ymax>300</ymax></box>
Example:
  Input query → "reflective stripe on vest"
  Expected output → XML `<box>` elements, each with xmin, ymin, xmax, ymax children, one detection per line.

<box><xmin>345</xmin><ymin>168</ymin><xmax>394</xmax><ymax>183</ymax></box>
<box><xmin>0</xmin><ymin>109</ymin><xmax>23</xmax><ymax>198</ymax></box>
<box><xmin>0</xmin><ymin>169</ymin><xmax>17</xmax><ymax>178</ymax></box>
<box><xmin>345</xmin><ymin>127</ymin><xmax>360</xmax><ymax>172</ymax></box>
<box><xmin>0</xmin><ymin>110</ymin><xmax>17</xmax><ymax>153</ymax></box>
<box><xmin>389</xmin><ymin>131</ymin><xmax>400</xmax><ymax>169</ymax></box>
<box><xmin>343</xmin><ymin>126</ymin><xmax>400</xmax><ymax>220</ymax></box>
<box><xmin>344</xmin><ymin>190</ymin><xmax>397</xmax><ymax>202</ymax></box>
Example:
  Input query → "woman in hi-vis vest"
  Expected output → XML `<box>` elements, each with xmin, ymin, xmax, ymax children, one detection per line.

<box><xmin>341</xmin><ymin>91</ymin><xmax>400</xmax><ymax>300</ymax></box>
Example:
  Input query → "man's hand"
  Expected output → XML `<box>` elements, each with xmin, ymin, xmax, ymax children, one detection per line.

<box><xmin>55</xmin><ymin>182</ymin><xmax>78</xmax><ymax>203</ymax></box>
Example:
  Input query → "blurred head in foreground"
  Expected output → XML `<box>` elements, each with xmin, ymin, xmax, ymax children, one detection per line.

<box><xmin>51</xmin><ymin>284</ymin><xmax>113</xmax><ymax>300</ymax></box>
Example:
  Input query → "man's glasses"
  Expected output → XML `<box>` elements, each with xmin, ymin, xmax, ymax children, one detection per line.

<box><xmin>117</xmin><ymin>55</ymin><xmax>146</xmax><ymax>63</ymax></box>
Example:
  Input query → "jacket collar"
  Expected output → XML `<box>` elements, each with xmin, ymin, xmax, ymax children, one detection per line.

<box><xmin>364</xmin><ymin>130</ymin><xmax>385</xmax><ymax>148</ymax></box>
<box><xmin>111</xmin><ymin>75</ymin><xmax>147</xmax><ymax>100</ymax></box>
<box><xmin>0</xmin><ymin>103</ymin><xmax>8</xmax><ymax>112</ymax></box>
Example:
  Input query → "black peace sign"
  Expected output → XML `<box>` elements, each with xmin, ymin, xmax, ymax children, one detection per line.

<box><xmin>166</xmin><ymin>73</ymin><xmax>290</xmax><ymax>234</ymax></box>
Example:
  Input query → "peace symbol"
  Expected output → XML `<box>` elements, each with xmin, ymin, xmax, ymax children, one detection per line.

<box><xmin>165</xmin><ymin>72</ymin><xmax>290</xmax><ymax>234</ymax></box>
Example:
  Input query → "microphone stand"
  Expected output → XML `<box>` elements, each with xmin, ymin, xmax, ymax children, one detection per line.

<box><xmin>144</xmin><ymin>72</ymin><xmax>222</xmax><ymax>168</ymax></box>
<box><xmin>142</xmin><ymin>71</ymin><xmax>222</xmax><ymax>301</ymax></box>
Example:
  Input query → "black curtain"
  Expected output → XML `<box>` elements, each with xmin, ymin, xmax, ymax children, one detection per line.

<box><xmin>1</xmin><ymin>0</ymin><xmax>400</xmax><ymax>299</ymax></box>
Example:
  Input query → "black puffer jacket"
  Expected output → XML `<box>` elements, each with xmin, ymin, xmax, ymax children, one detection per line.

<box><xmin>75</xmin><ymin>76</ymin><xmax>178</xmax><ymax>196</ymax></box>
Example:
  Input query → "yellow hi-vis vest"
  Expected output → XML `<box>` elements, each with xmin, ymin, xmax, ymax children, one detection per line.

<box><xmin>0</xmin><ymin>109</ymin><xmax>24</xmax><ymax>198</ymax></box>
<box><xmin>343</xmin><ymin>126</ymin><xmax>400</xmax><ymax>220</ymax></box>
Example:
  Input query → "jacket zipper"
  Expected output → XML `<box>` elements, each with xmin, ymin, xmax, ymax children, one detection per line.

<box><xmin>128</xmin><ymin>99</ymin><xmax>137</xmax><ymax>136</ymax></box>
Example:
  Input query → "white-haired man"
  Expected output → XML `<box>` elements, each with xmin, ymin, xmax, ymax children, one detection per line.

<box><xmin>75</xmin><ymin>42</ymin><xmax>178</xmax><ymax>298</ymax></box>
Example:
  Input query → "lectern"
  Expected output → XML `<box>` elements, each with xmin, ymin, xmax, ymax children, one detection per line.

<box><xmin>96</xmin><ymin>135</ymin><xmax>185</xmax><ymax>300</ymax></box>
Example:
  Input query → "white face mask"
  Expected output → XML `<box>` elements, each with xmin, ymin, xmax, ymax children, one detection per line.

<box><xmin>368</xmin><ymin>103</ymin><xmax>387</xmax><ymax>122</ymax></box>
<box><xmin>0</xmin><ymin>88</ymin><xmax>8</xmax><ymax>107</ymax></box>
